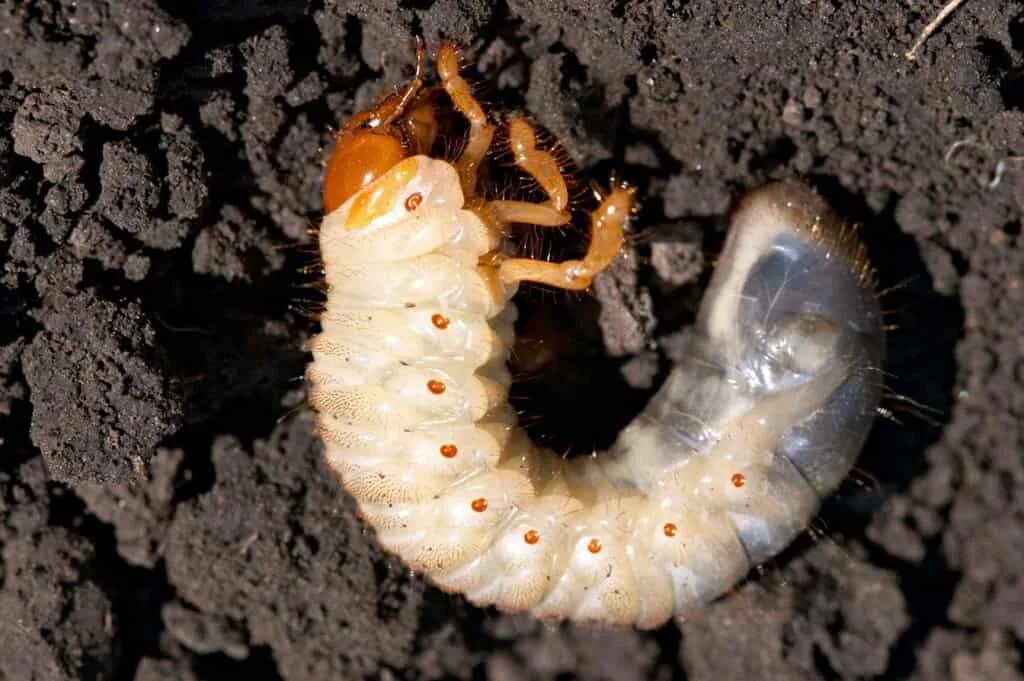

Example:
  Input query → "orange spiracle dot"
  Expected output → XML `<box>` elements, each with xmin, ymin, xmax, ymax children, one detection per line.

<box><xmin>663</xmin><ymin>522</ymin><xmax>677</xmax><ymax>537</ymax></box>
<box><xmin>524</xmin><ymin>529</ymin><xmax>540</xmax><ymax>544</ymax></box>
<box><xmin>731</xmin><ymin>472</ymin><xmax>746</xmax><ymax>488</ymax></box>
<box><xmin>427</xmin><ymin>379</ymin><xmax>446</xmax><ymax>394</ymax></box>
<box><xmin>471</xmin><ymin>498</ymin><xmax>488</xmax><ymax>512</ymax></box>
<box><xmin>431</xmin><ymin>313</ymin><xmax>450</xmax><ymax>329</ymax></box>
<box><xmin>404</xmin><ymin>192</ymin><xmax>423</xmax><ymax>211</ymax></box>
<box><xmin>587</xmin><ymin>538</ymin><xmax>602</xmax><ymax>554</ymax></box>
<box><xmin>440</xmin><ymin>443</ymin><xmax>458</xmax><ymax>458</ymax></box>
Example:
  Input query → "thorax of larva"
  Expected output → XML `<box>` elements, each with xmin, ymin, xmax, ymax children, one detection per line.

<box><xmin>317</xmin><ymin>155</ymin><xmax>513</xmax><ymax>318</ymax></box>
<box><xmin>319</xmin><ymin>155</ymin><xmax>499</xmax><ymax>266</ymax></box>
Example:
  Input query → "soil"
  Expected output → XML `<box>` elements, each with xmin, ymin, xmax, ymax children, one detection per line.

<box><xmin>1</xmin><ymin>1</ymin><xmax>1022</xmax><ymax>680</ymax></box>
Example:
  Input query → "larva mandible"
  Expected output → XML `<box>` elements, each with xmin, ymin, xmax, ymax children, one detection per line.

<box><xmin>307</xmin><ymin>40</ymin><xmax>884</xmax><ymax>628</ymax></box>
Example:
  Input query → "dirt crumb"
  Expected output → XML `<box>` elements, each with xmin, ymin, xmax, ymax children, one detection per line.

<box><xmin>0</xmin><ymin>459</ymin><xmax>114</xmax><ymax>681</ymax></box>
<box><xmin>23</xmin><ymin>292</ymin><xmax>184</xmax><ymax>484</ymax></box>
<box><xmin>163</xmin><ymin>415</ymin><xmax>423</xmax><ymax>680</ymax></box>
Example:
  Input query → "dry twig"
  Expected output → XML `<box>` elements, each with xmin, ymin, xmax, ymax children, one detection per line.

<box><xmin>905</xmin><ymin>0</ymin><xmax>969</xmax><ymax>60</ymax></box>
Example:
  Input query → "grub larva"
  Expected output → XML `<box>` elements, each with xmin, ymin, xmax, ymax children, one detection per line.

<box><xmin>307</xmin><ymin>40</ymin><xmax>884</xmax><ymax>628</ymax></box>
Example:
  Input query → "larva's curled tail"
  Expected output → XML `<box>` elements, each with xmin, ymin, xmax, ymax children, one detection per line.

<box><xmin>603</xmin><ymin>181</ymin><xmax>884</xmax><ymax>564</ymax></box>
<box><xmin>308</xmin><ymin>158</ymin><xmax>884</xmax><ymax>628</ymax></box>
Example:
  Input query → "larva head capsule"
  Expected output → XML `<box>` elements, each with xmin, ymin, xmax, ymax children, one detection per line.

<box><xmin>322</xmin><ymin>38</ymin><xmax>437</xmax><ymax>214</ymax></box>
<box><xmin>323</xmin><ymin>128</ymin><xmax>408</xmax><ymax>214</ymax></box>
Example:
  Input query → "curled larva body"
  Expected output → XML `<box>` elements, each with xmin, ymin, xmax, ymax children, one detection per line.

<box><xmin>308</xmin><ymin>41</ymin><xmax>883</xmax><ymax>628</ymax></box>
<box><xmin>309</xmin><ymin>162</ymin><xmax>884</xmax><ymax>628</ymax></box>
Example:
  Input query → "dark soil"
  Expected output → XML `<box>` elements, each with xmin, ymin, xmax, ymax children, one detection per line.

<box><xmin>2</xmin><ymin>1</ymin><xmax>1022</xmax><ymax>680</ymax></box>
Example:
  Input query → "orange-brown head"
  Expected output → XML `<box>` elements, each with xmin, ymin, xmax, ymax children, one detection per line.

<box><xmin>322</xmin><ymin>39</ymin><xmax>438</xmax><ymax>214</ymax></box>
<box><xmin>323</xmin><ymin>128</ymin><xmax>408</xmax><ymax>214</ymax></box>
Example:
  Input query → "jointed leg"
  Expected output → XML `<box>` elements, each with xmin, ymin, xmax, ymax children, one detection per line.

<box><xmin>486</xmin><ymin>117</ymin><xmax>573</xmax><ymax>227</ymax></box>
<box><xmin>437</xmin><ymin>41</ymin><xmax>494</xmax><ymax>195</ymax></box>
<box><xmin>507</xmin><ymin>117</ymin><xmax>570</xmax><ymax>212</ymax></box>
<box><xmin>487</xmin><ymin>200</ymin><xmax>569</xmax><ymax>227</ymax></box>
<box><xmin>430</xmin><ymin>46</ymin><xmax>628</xmax><ymax>292</ymax></box>
<box><xmin>499</xmin><ymin>185</ymin><xmax>635</xmax><ymax>291</ymax></box>
<box><xmin>342</xmin><ymin>37</ymin><xmax>427</xmax><ymax>135</ymax></box>
<box><xmin>379</xmin><ymin>37</ymin><xmax>428</xmax><ymax>128</ymax></box>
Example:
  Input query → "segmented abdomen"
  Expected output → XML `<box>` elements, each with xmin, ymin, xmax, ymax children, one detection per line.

<box><xmin>309</xmin><ymin>158</ymin><xmax>884</xmax><ymax>628</ymax></box>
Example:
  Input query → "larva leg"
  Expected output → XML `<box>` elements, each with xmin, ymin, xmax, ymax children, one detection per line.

<box><xmin>485</xmin><ymin>118</ymin><xmax>571</xmax><ymax>227</ymax></box>
<box><xmin>486</xmin><ymin>117</ymin><xmax>573</xmax><ymax>228</ymax></box>
<box><xmin>487</xmin><ymin>200</ymin><xmax>569</xmax><ymax>227</ymax></box>
<box><xmin>507</xmin><ymin>118</ymin><xmax>569</xmax><ymax>211</ymax></box>
<box><xmin>379</xmin><ymin>37</ymin><xmax>427</xmax><ymax>128</ymax></box>
<box><xmin>436</xmin><ymin>41</ymin><xmax>494</xmax><ymax>194</ymax></box>
<box><xmin>341</xmin><ymin>37</ymin><xmax>427</xmax><ymax>135</ymax></box>
<box><xmin>499</xmin><ymin>185</ymin><xmax>635</xmax><ymax>290</ymax></box>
